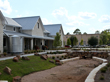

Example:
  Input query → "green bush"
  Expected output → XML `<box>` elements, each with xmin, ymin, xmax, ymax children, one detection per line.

<box><xmin>62</xmin><ymin>55</ymin><xmax>64</xmax><ymax>58</ymax></box>
<box><xmin>52</xmin><ymin>56</ymin><xmax>55</xmax><ymax>59</ymax></box>
<box><xmin>100</xmin><ymin>76</ymin><xmax>104</xmax><ymax>80</ymax></box>
<box><xmin>3</xmin><ymin>52</ymin><xmax>7</xmax><ymax>56</ymax></box>
<box><xmin>100</xmin><ymin>67</ymin><xmax>107</xmax><ymax>73</ymax></box>
<box><xmin>0</xmin><ymin>54</ymin><xmax>1</xmax><ymax>57</ymax></box>
<box><xmin>57</xmin><ymin>56</ymin><xmax>59</xmax><ymax>58</ymax></box>
<box><xmin>107</xmin><ymin>63</ymin><xmax>110</xmax><ymax>67</ymax></box>
<box><xmin>60</xmin><ymin>58</ymin><xmax>62</xmax><ymax>60</ymax></box>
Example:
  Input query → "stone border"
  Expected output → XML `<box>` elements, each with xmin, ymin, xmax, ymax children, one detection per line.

<box><xmin>0</xmin><ymin>80</ymin><xmax>8</xmax><ymax>82</ymax></box>
<box><xmin>60</xmin><ymin>57</ymin><xmax>79</xmax><ymax>63</ymax></box>
<box><xmin>85</xmin><ymin>57</ymin><xmax>108</xmax><ymax>82</ymax></box>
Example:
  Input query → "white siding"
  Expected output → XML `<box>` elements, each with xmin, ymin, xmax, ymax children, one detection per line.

<box><xmin>32</xmin><ymin>18</ymin><xmax>44</xmax><ymax>36</ymax></box>
<box><xmin>0</xmin><ymin>19</ymin><xmax>3</xmax><ymax>53</ymax></box>
<box><xmin>22</xmin><ymin>30</ymin><xmax>32</xmax><ymax>35</ymax></box>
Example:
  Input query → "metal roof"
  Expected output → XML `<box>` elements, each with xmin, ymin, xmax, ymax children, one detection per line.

<box><xmin>5</xmin><ymin>17</ymin><xmax>22</xmax><ymax>27</ymax></box>
<box><xmin>44</xmin><ymin>24</ymin><xmax>61</xmax><ymax>36</ymax></box>
<box><xmin>13</xmin><ymin>16</ymin><xmax>40</xmax><ymax>30</ymax></box>
<box><xmin>3</xmin><ymin>30</ymin><xmax>54</xmax><ymax>40</ymax></box>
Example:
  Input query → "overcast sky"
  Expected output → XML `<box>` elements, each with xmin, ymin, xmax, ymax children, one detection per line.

<box><xmin>0</xmin><ymin>0</ymin><xmax>110</xmax><ymax>34</ymax></box>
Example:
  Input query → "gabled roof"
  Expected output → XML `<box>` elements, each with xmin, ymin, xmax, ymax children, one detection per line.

<box><xmin>5</xmin><ymin>17</ymin><xmax>22</xmax><ymax>27</ymax></box>
<box><xmin>13</xmin><ymin>16</ymin><xmax>40</xmax><ymax>30</ymax></box>
<box><xmin>0</xmin><ymin>10</ymin><xmax>6</xmax><ymax>25</ymax></box>
<box><xmin>44</xmin><ymin>24</ymin><xmax>63</xmax><ymax>36</ymax></box>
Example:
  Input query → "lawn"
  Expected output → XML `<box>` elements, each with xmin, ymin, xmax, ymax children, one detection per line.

<box><xmin>0</xmin><ymin>56</ymin><xmax>56</xmax><ymax>82</ymax></box>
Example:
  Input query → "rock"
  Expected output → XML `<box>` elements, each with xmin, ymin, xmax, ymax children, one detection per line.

<box><xmin>13</xmin><ymin>57</ymin><xmax>19</xmax><ymax>62</ymax></box>
<box><xmin>3</xmin><ymin>66</ymin><xmax>11</xmax><ymax>75</ymax></box>
<box><xmin>34</xmin><ymin>53</ymin><xmax>39</xmax><ymax>56</ymax></box>
<box><xmin>0</xmin><ymin>72</ymin><xmax>1</xmax><ymax>75</ymax></box>
<box><xmin>55</xmin><ymin>60</ymin><xmax>60</xmax><ymax>62</ymax></box>
<box><xmin>55</xmin><ymin>62</ymin><xmax>62</xmax><ymax>65</ymax></box>
<box><xmin>49</xmin><ymin>60</ymin><xmax>54</xmax><ymax>63</ymax></box>
<box><xmin>22</xmin><ymin>56</ymin><xmax>30</xmax><ymax>60</ymax></box>
<box><xmin>13</xmin><ymin>76</ymin><xmax>21</xmax><ymax>82</ymax></box>
<box><xmin>16</xmin><ymin>55</ymin><xmax>20</xmax><ymax>59</ymax></box>
<box><xmin>40</xmin><ymin>55</ymin><xmax>48</xmax><ymax>60</ymax></box>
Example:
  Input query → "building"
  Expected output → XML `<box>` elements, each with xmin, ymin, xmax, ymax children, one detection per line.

<box><xmin>64</xmin><ymin>34</ymin><xmax>100</xmax><ymax>45</ymax></box>
<box><xmin>0</xmin><ymin>11</ymin><xmax>64</xmax><ymax>53</ymax></box>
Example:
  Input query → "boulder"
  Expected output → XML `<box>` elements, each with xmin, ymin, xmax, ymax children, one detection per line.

<box><xmin>13</xmin><ymin>76</ymin><xmax>21</xmax><ymax>82</ymax></box>
<box><xmin>16</xmin><ymin>55</ymin><xmax>20</xmax><ymax>59</ymax></box>
<box><xmin>34</xmin><ymin>53</ymin><xmax>39</xmax><ymax>56</ymax></box>
<box><xmin>0</xmin><ymin>72</ymin><xmax>1</xmax><ymax>75</ymax></box>
<box><xmin>49</xmin><ymin>60</ymin><xmax>54</xmax><ymax>63</ymax></box>
<box><xmin>13</xmin><ymin>57</ymin><xmax>19</xmax><ymax>62</ymax></box>
<box><xmin>3</xmin><ymin>66</ymin><xmax>11</xmax><ymax>75</ymax></box>
<box><xmin>22</xmin><ymin>56</ymin><xmax>30</xmax><ymax>60</ymax></box>
<box><xmin>55</xmin><ymin>60</ymin><xmax>60</xmax><ymax>62</ymax></box>
<box><xmin>40</xmin><ymin>55</ymin><xmax>48</xmax><ymax>60</ymax></box>
<box><xmin>55</xmin><ymin>62</ymin><xmax>62</xmax><ymax>65</ymax></box>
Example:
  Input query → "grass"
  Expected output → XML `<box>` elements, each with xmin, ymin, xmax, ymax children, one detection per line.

<box><xmin>0</xmin><ymin>56</ymin><xmax>56</xmax><ymax>82</ymax></box>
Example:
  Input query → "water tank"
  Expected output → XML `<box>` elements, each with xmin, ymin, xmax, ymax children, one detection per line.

<box><xmin>9</xmin><ymin>35</ymin><xmax>23</xmax><ymax>53</ymax></box>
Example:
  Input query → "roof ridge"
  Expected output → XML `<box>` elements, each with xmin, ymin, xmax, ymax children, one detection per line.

<box><xmin>12</xmin><ymin>16</ymin><xmax>40</xmax><ymax>19</ymax></box>
<box><xmin>44</xmin><ymin>24</ymin><xmax>61</xmax><ymax>26</ymax></box>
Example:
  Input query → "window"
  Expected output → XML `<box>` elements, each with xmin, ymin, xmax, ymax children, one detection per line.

<box><xmin>37</xmin><ymin>23</ymin><xmax>39</xmax><ymax>28</ymax></box>
<box><xmin>3</xmin><ymin>38</ymin><xmax>6</xmax><ymax>46</ymax></box>
<box><xmin>13</xmin><ymin>27</ymin><xmax>16</xmax><ymax>31</ymax></box>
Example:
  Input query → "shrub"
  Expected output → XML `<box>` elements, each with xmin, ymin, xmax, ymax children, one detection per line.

<box><xmin>52</xmin><ymin>56</ymin><xmax>55</xmax><ymax>59</ymax></box>
<box><xmin>0</xmin><ymin>54</ymin><xmax>1</xmax><ymax>57</ymax></box>
<box><xmin>107</xmin><ymin>63</ymin><xmax>110</xmax><ymax>67</ymax></box>
<box><xmin>47</xmin><ymin>52</ymin><xmax>49</xmax><ymax>54</ymax></box>
<box><xmin>100</xmin><ymin>75</ymin><xmax>104</xmax><ymax>80</ymax></box>
<box><xmin>3</xmin><ymin>52</ymin><xmax>7</xmax><ymax>56</ymax></box>
<box><xmin>64</xmin><ymin>57</ymin><xmax>66</xmax><ymax>59</ymax></box>
<box><xmin>57</xmin><ymin>56</ymin><xmax>59</xmax><ymax>58</ymax></box>
<box><xmin>60</xmin><ymin>58</ymin><xmax>62</xmax><ymax>60</ymax></box>
<box><xmin>62</xmin><ymin>55</ymin><xmax>64</xmax><ymax>58</ymax></box>
<box><xmin>100</xmin><ymin>67</ymin><xmax>107</xmax><ymax>73</ymax></box>
<box><xmin>53</xmin><ymin>52</ymin><xmax>57</xmax><ymax>54</ymax></box>
<box><xmin>28</xmin><ymin>50</ymin><xmax>31</xmax><ymax>53</ymax></box>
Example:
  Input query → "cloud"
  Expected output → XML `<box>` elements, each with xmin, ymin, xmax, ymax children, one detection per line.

<box><xmin>16</xmin><ymin>14</ymin><xmax>22</xmax><ymax>18</ymax></box>
<box><xmin>78</xmin><ymin>12</ymin><xmax>97</xmax><ymax>19</ymax></box>
<box><xmin>52</xmin><ymin>7</ymin><xmax>88</xmax><ymax>27</ymax></box>
<box><xmin>0</xmin><ymin>0</ymin><xmax>12</xmax><ymax>14</ymax></box>
<box><xmin>42</xmin><ymin>18</ymin><xmax>52</xmax><ymax>25</ymax></box>
<box><xmin>103</xmin><ymin>25</ymin><xmax>110</xmax><ymax>30</ymax></box>
<box><xmin>99</xmin><ymin>15</ymin><xmax>110</xmax><ymax>23</ymax></box>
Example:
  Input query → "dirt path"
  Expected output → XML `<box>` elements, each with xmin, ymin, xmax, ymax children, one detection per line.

<box><xmin>21</xmin><ymin>59</ymin><xmax>100</xmax><ymax>82</ymax></box>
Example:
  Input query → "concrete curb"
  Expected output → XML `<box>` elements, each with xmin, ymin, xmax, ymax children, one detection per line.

<box><xmin>60</xmin><ymin>57</ymin><xmax>79</xmax><ymax>63</ymax></box>
<box><xmin>85</xmin><ymin>57</ymin><xmax>108</xmax><ymax>82</ymax></box>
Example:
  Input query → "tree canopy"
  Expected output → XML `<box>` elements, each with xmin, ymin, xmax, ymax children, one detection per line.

<box><xmin>80</xmin><ymin>39</ymin><xmax>83</xmax><ymax>45</ymax></box>
<box><xmin>67</xmin><ymin>38</ymin><xmax>71</xmax><ymax>45</ymax></box>
<box><xmin>95</xmin><ymin>30</ymin><xmax>100</xmax><ymax>34</ymax></box>
<box><xmin>66</xmin><ymin>32</ymin><xmax>70</xmax><ymax>35</ymax></box>
<box><xmin>73</xmin><ymin>28</ymin><xmax>81</xmax><ymax>35</ymax></box>
<box><xmin>53</xmin><ymin>32</ymin><xmax>61</xmax><ymax>48</ymax></box>
<box><xmin>88</xmin><ymin>36</ymin><xmax>98</xmax><ymax>46</ymax></box>
<box><xmin>83</xmin><ymin>32</ymin><xmax>87</xmax><ymax>34</ymax></box>
<box><xmin>69</xmin><ymin>36</ymin><xmax>78</xmax><ymax>47</ymax></box>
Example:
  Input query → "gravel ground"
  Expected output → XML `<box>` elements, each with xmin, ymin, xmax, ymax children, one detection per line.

<box><xmin>21</xmin><ymin>59</ymin><xmax>100</xmax><ymax>82</ymax></box>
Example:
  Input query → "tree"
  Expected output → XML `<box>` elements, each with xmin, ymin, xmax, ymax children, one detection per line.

<box><xmin>69</xmin><ymin>36</ymin><xmax>74</xmax><ymax>47</ymax></box>
<box><xmin>95</xmin><ymin>30</ymin><xmax>100</xmax><ymax>34</ymax></box>
<box><xmin>88</xmin><ymin>36</ymin><xmax>98</xmax><ymax>46</ymax></box>
<box><xmin>66</xmin><ymin>32</ymin><xmax>70</xmax><ymax>35</ymax></box>
<box><xmin>80</xmin><ymin>39</ymin><xmax>83</xmax><ymax>45</ymax></box>
<box><xmin>67</xmin><ymin>38</ymin><xmax>71</xmax><ymax>45</ymax></box>
<box><xmin>73</xmin><ymin>28</ymin><xmax>81</xmax><ymax>35</ymax></box>
<box><xmin>73</xmin><ymin>36</ymin><xmax>78</xmax><ymax>45</ymax></box>
<box><xmin>53</xmin><ymin>32</ymin><xmax>61</xmax><ymax>48</ymax></box>
<box><xmin>99</xmin><ymin>39</ymin><xmax>103</xmax><ymax>45</ymax></box>
<box><xmin>83</xmin><ymin>32</ymin><xmax>87</xmax><ymax>34</ymax></box>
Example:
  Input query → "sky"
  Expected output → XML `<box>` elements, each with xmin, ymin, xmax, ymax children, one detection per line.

<box><xmin>0</xmin><ymin>0</ymin><xmax>110</xmax><ymax>34</ymax></box>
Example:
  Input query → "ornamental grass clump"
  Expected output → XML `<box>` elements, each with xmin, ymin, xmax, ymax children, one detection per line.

<box><xmin>100</xmin><ymin>75</ymin><xmax>104</xmax><ymax>80</ymax></box>
<box><xmin>100</xmin><ymin>66</ymin><xmax>108</xmax><ymax>73</ymax></box>
<box><xmin>3</xmin><ymin>52</ymin><xmax>7</xmax><ymax>56</ymax></box>
<box><xmin>52</xmin><ymin>56</ymin><xmax>55</xmax><ymax>59</ymax></box>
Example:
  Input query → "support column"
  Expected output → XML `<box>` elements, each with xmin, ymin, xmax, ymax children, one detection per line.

<box><xmin>31</xmin><ymin>38</ymin><xmax>33</xmax><ymax>50</ymax></box>
<box><xmin>42</xmin><ymin>39</ymin><xmax>44</xmax><ymax>45</ymax></box>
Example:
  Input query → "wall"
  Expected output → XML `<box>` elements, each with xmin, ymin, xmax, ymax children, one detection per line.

<box><xmin>64</xmin><ymin>34</ymin><xmax>100</xmax><ymax>45</ymax></box>
<box><xmin>6</xmin><ymin>26</ymin><xmax>13</xmax><ymax>31</ymax></box>
<box><xmin>0</xmin><ymin>19</ymin><xmax>3</xmax><ymax>53</ymax></box>
<box><xmin>32</xmin><ymin>18</ymin><xmax>44</xmax><ymax>36</ymax></box>
<box><xmin>22</xmin><ymin>30</ymin><xmax>32</xmax><ymax>35</ymax></box>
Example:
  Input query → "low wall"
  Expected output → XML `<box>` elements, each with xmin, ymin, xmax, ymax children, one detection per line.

<box><xmin>60</xmin><ymin>57</ymin><xmax>79</xmax><ymax>63</ymax></box>
<box><xmin>85</xmin><ymin>57</ymin><xmax>108</xmax><ymax>82</ymax></box>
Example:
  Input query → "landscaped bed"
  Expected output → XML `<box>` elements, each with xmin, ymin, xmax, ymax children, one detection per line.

<box><xmin>0</xmin><ymin>56</ymin><xmax>56</xmax><ymax>82</ymax></box>
<box><xmin>21</xmin><ymin>59</ymin><xmax>100</xmax><ymax>82</ymax></box>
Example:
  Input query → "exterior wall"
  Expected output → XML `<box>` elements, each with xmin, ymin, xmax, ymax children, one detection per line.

<box><xmin>6</xmin><ymin>26</ymin><xmax>13</xmax><ymax>31</ymax></box>
<box><xmin>0</xmin><ymin>19</ymin><xmax>3</xmax><ymax>53</ymax></box>
<box><xmin>59</xmin><ymin>27</ymin><xmax>64</xmax><ymax>47</ymax></box>
<box><xmin>22</xmin><ymin>30</ymin><xmax>32</xmax><ymax>35</ymax></box>
<box><xmin>64</xmin><ymin>34</ymin><xmax>100</xmax><ymax>45</ymax></box>
<box><xmin>32</xmin><ymin>18</ymin><xmax>44</xmax><ymax>36</ymax></box>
